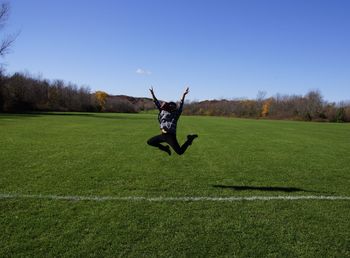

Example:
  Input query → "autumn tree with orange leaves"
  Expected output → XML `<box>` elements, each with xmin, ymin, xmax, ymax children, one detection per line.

<box><xmin>95</xmin><ymin>91</ymin><xmax>108</xmax><ymax>111</ymax></box>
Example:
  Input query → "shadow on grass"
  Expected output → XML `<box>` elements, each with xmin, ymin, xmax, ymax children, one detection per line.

<box><xmin>212</xmin><ymin>185</ymin><xmax>316</xmax><ymax>193</ymax></box>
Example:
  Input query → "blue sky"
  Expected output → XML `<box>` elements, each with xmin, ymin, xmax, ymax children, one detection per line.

<box><xmin>2</xmin><ymin>0</ymin><xmax>350</xmax><ymax>101</ymax></box>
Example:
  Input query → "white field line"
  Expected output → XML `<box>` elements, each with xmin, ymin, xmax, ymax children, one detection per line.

<box><xmin>1</xmin><ymin>193</ymin><xmax>350</xmax><ymax>202</ymax></box>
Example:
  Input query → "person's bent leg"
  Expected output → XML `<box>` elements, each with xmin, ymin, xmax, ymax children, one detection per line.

<box><xmin>165</xmin><ymin>134</ymin><xmax>185</xmax><ymax>155</ymax></box>
<box><xmin>166</xmin><ymin>134</ymin><xmax>198</xmax><ymax>155</ymax></box>
<box><xmin>147</xmin><ymin>134</ymin><xmax>171</xmax><ymax>155</ymax></box>
<box><xmin>147</xmin><ymin>134</ymin><xmax>163</xmax><ymax>147</ymax></box>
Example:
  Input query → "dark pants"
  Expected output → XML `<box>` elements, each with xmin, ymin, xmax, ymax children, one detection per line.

<box><xmin>147</xmin><ymin>133</ymin><xmax>191</xmax><ymax>155</ymax></box>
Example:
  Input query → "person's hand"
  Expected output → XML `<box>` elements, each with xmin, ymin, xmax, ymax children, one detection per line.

<box><xmin>183</xmin><ymin>87</ymin><xmax>189</xmax><ymax>96</ymax></box>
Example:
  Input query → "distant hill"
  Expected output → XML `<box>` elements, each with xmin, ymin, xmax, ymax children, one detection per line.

<box><xmin>105</xmin><ymin>95</ymin><xmax>159</xmax><ymax>113</ymax></box>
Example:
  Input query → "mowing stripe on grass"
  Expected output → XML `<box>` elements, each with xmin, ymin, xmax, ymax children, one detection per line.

<box><xmin>1</xmin><ymin>193</ymin><xmax>350</xmax><ymax>202</ymax></box>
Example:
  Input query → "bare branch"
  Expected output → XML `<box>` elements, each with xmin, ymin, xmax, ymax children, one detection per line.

<box><xmin>0</xmin><ymin>31</ymin><xmax>19</xmax><ymax>56</ymax></box>
<box><xmin>0</xmin><ymin>2</ymin><xmax>18</xmax><ymax>57</ymax></box>
<box><xmin>0</xmin><ymin>2</ymin><xmax>9</xmax><ymax>29</ymax></box>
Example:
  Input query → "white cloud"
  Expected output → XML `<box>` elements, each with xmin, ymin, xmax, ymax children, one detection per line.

<box><xmin>136</xmin><ymin>68</ymin><xmax>151</xmax><ymax>75</ymax></box>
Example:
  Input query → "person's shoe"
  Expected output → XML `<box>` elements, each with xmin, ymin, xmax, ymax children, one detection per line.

<box><xmin>187</xmin><ymin>134</ymin><xmax>198</xmax><ymax>145</ymax></box>
<box><xmin>164</xmin><ymin>145</ymin><xmax>171</xmax><ymax>156</ymax></box>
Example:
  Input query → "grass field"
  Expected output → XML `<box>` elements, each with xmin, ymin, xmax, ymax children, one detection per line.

<box><xmin>1</xmin><ymin>112</ymin><xmax>350</xmax><ymax>257</ymax></box>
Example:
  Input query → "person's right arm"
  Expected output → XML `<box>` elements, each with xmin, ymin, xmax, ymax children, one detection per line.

<box><xmin>149</xmin><ymin>86</ymin><xmax>161</xmax><ymax>110</ymax></box>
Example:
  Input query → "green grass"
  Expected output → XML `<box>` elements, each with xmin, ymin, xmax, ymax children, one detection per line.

<box><xmin>1</xmin><ymin>112</ymin><xmax>350</xmax><ymax>257</ymax></box>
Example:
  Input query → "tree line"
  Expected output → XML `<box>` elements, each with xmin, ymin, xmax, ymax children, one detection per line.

<box><xmin>0</xmin><ymin>72</ymin><xmax>95</xmax><ymax>112</ymax></box>
<box><xmin>0</xmin><ymin>72</ymin><xmax>153</xmax><ymax>113</ymax></box>
<box><xmin>1</xmin><ymin>72</ymin><xmax>349</xmax><ymax>122</ymax></box>
<box><xmin>183</xmin><ymin>91</ymin><xmax>350</xmax><ymax>122</ymax></box>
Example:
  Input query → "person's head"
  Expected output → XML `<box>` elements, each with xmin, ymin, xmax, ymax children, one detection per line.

<box><xmin>161</xmin><ymin>101</ymin><xmax>177</xmax><ymax>112</ymax></box>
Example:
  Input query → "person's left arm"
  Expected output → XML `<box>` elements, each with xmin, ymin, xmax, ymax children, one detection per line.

<box><xmin>177</xmin><ymin>87</ymin><xmax>189</xmax><ymax>115</ymax></box>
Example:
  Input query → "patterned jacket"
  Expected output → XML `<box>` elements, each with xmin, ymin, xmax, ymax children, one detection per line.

<box><xmin>153</xmin><ymin>99</ymin><xmax>184</xmax><ymax>134</ymax></box>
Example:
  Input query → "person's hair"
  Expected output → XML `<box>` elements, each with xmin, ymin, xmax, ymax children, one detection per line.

<box><xmin>161</xmin><ymin>101</ymin><xmax>177</xmax><ymax>112</ymax></box>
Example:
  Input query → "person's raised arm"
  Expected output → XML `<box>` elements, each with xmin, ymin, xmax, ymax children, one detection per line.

<box><xmin>178</xmin><ymin>87</ymin><xmax>189</xmax><ymax>114</ymax></box>
<box><xmin>149</xmin><ymin>86</ymin><xmax>161</xmax><ymax>110</ymax></box>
